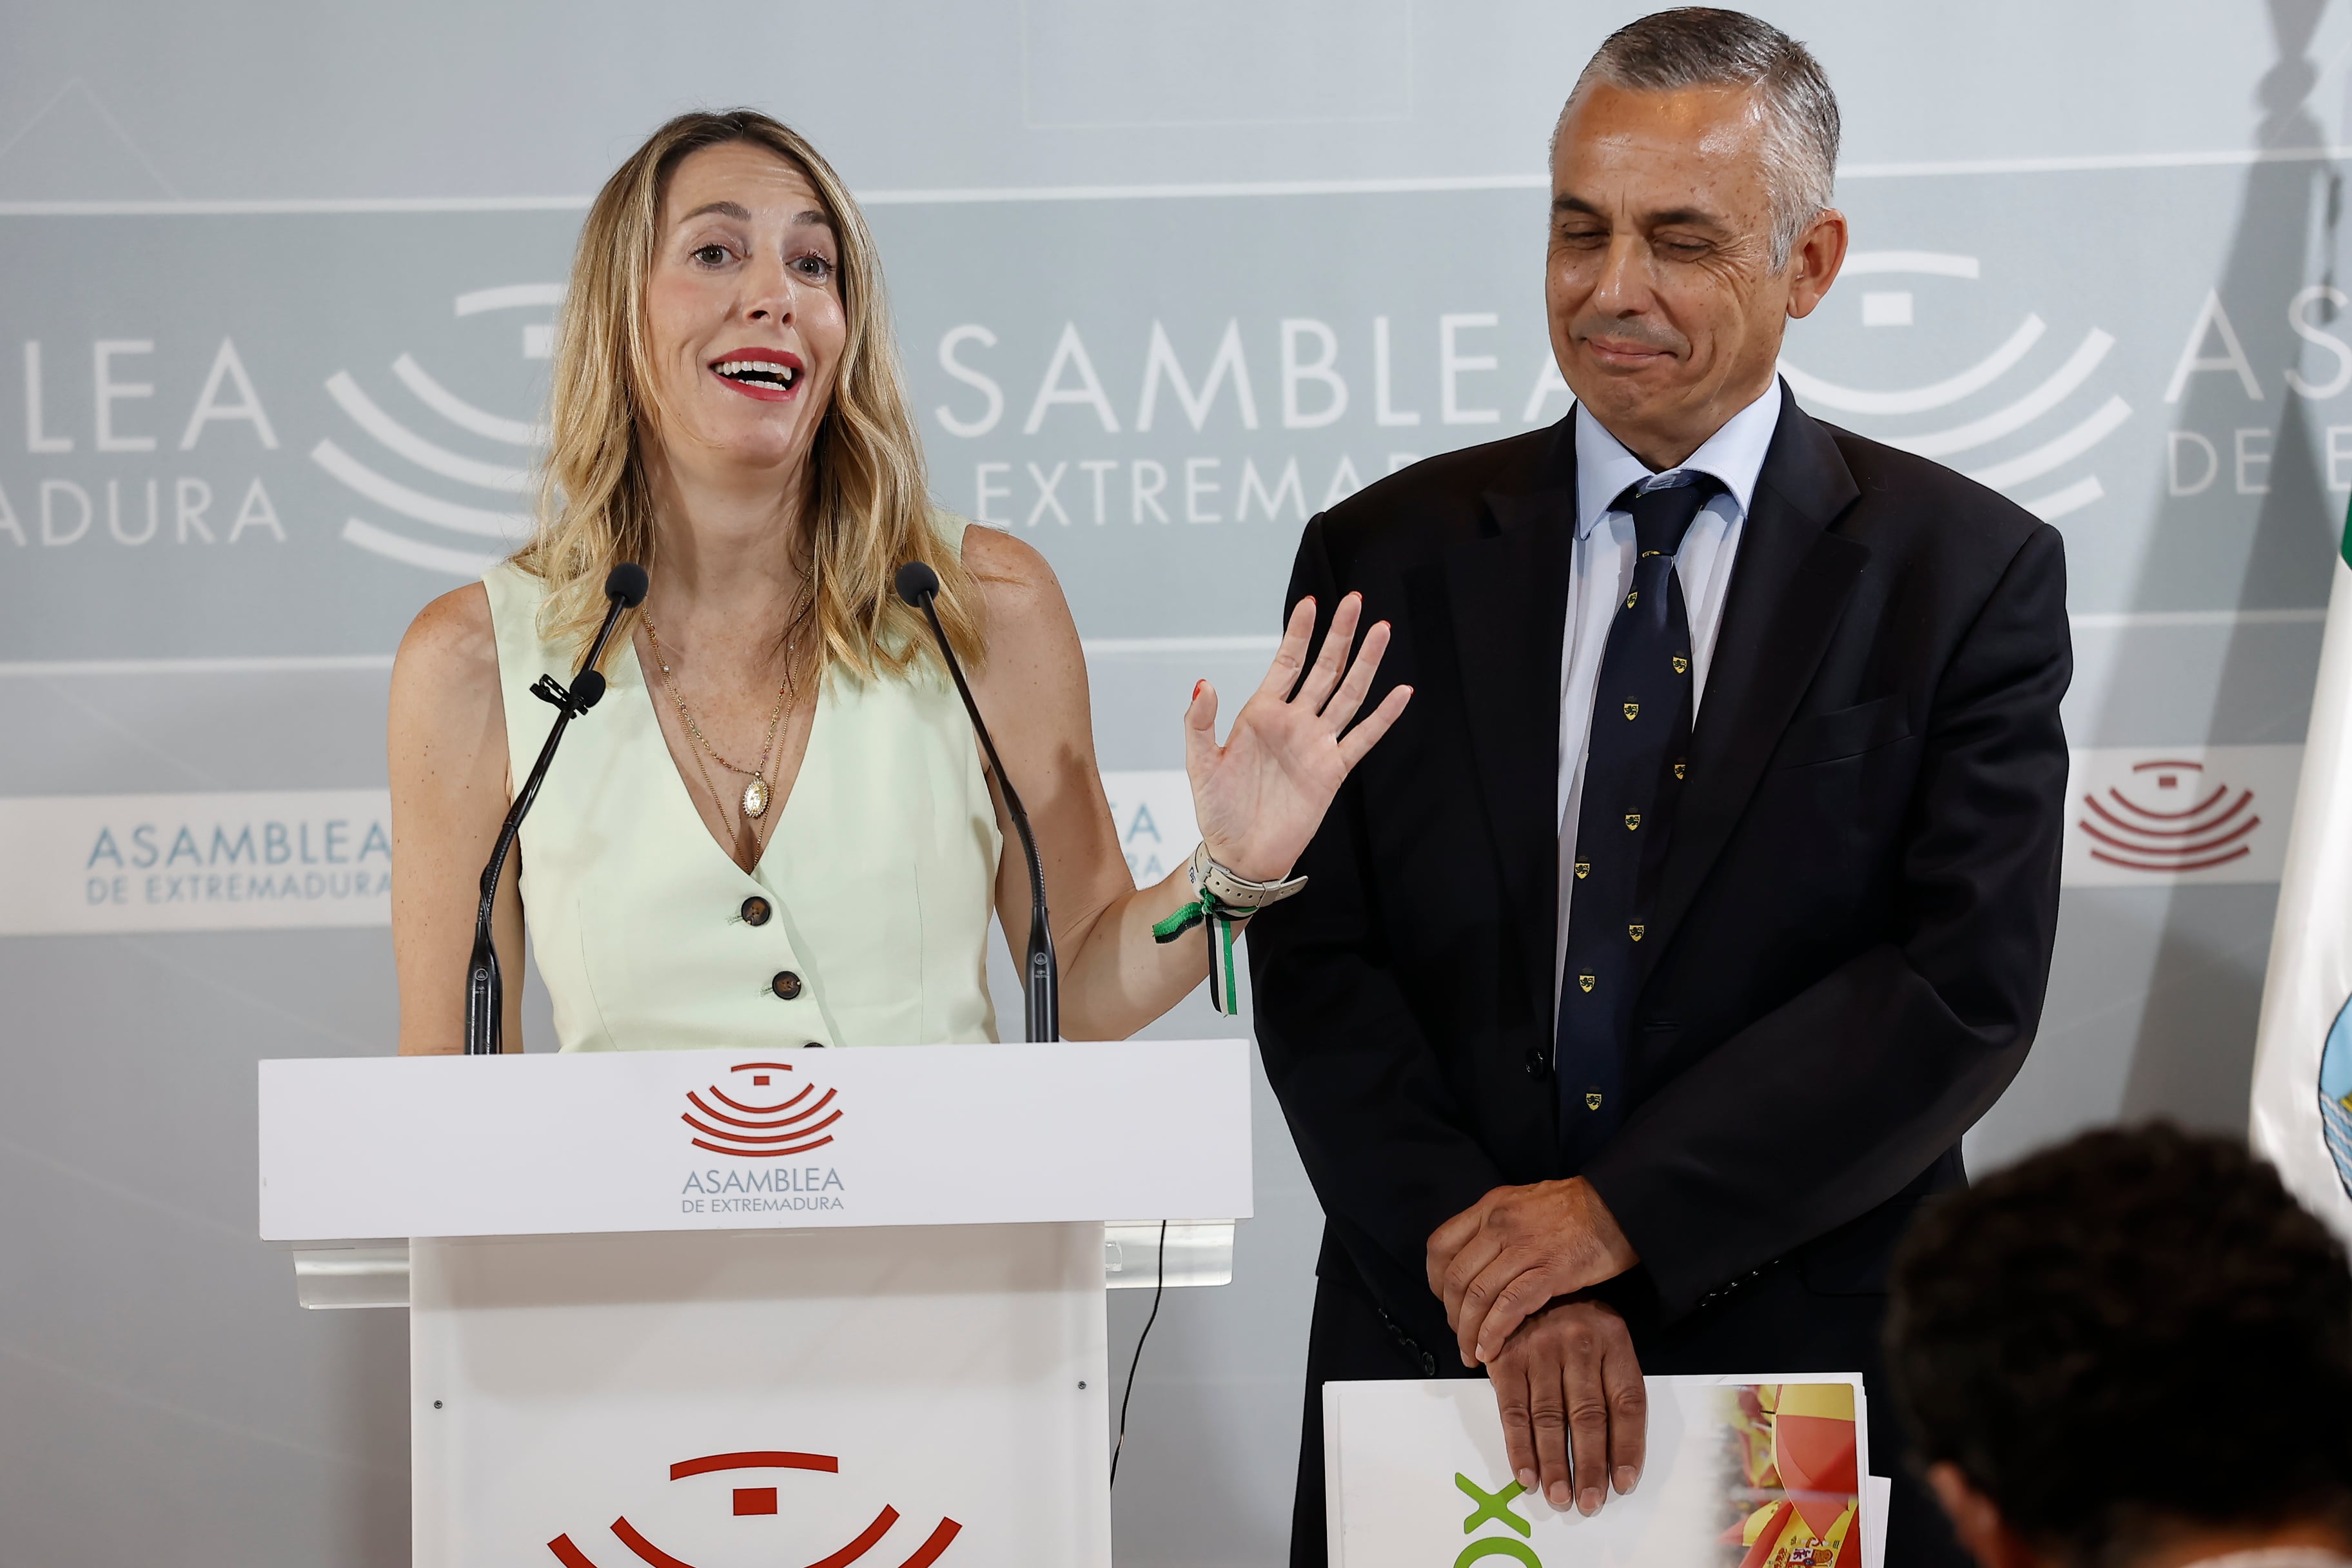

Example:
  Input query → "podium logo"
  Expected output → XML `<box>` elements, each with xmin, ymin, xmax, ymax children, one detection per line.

<box><xmin>682</xmin><ymin>1061</ymin><xmax>843</xmax><ymax>1158</ymax></box>
<box><xmin>547</xmin><ymin>1449</ymin><xmax>963</xmax><ymax>1568</ymax></box>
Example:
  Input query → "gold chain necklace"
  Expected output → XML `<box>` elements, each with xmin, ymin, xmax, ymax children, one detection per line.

<box><xmin>672</xmin><ymin>705</ymin><xmax>752</xmax><ymax>848</ymax></box>
<box><xmin>641</xmin><ymin>609</ymin><xmax>796</xmax><ymax>825</ymax></box>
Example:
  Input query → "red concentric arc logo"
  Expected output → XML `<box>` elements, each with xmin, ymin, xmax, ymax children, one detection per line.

<box><xmin>2077</xmin><ymin>758</ymin><xmax>2260</xmax><ymax>873</ymax></box>
<box><xmin>682</xmin><ymin>1063</ymin><xmax>843</xmax><ymax>1159</ymax></box>
<box><xmin>547</xmin><ymin>1449</ymin><xmax>961</xmax><ymax>1568</ymax></box>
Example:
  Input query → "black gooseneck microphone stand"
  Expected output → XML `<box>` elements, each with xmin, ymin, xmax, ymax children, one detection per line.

<box><xmin>464</xmin><ymin>562</ymin><xmax>649</xmax><ymax>1055</ymax></box>
<box><xmin>896</xmin><ymin>560</ymin><xmax>1059</xmax><ymax>1043</ymax></box>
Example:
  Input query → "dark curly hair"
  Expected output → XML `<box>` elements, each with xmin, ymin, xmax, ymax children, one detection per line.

<box><xmin>1886</xmin><ymin>1123</ymin><xmax>2352</xmax><ymax>1567</ymax></box>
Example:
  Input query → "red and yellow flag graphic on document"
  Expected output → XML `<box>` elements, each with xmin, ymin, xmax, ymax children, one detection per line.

<box><xmin>1720</xmin><ymin>1384</ymin><xmax>1861</xmax><ymax>1568</ymax></box>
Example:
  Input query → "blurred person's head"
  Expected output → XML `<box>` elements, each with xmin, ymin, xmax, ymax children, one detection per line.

<box><xmin>1546</xmin><ymin>8</ymin><xmax>1848</xmax><ymax>469</ymax></box>
<box><xmin>514</xmin><ymin>108</ymin><xmax>978</xmax><ymax>677</ymax></box>
<box><xmin>1888</xmin><ymin>1124</ymin><xmax>2352</xmax><ymax>1568</ymax></box>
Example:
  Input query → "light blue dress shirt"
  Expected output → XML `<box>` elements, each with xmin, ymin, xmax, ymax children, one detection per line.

<box><xmin>1555</xmin><ymin>383</ymin><xmax>1785</xmax><ymax>1008</ymax></box>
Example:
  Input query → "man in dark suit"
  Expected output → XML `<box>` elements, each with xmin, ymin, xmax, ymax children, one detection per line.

<box><xmin>1246</xmin><ymin>11</ymin><xmax>2069</xmax><ymax>1567</ymax></box>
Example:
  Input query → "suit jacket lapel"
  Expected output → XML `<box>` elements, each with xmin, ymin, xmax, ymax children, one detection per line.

<box><xmin>1443</xmin><ymin>424</ymin><xmax>1576</xmax><ymax>1027</ymax></box>
<box><xmin>1641</xmin><ymin>392</ymin><xmax>1868</xmax><ymax>972</ymax></box>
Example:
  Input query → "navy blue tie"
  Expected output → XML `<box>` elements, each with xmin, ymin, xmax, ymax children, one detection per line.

<box><xmin>1554</xmin><ymin>475</ymin><xmax>1720</xmax><ymax>1170</ymax></box>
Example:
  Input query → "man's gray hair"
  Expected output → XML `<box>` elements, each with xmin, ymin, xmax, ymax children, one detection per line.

<box><xmin>1560</xmin><ymin>8</ymin><xmax>1841</xmax><ymax>270</ymax></box>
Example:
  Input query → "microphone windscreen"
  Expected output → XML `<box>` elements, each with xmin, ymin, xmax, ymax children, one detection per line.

<box><xmin>605</xmin><ymin>562</ymin><xmax>649</xmax><ymax>607</ymax></box>
<box><xmin>895</xmin><ymin>560</ymin><xmax>941</xmax><ymax>607</ymax></box>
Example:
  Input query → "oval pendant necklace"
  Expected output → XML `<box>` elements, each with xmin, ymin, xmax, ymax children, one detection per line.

<box><xmin>642</xmin><ymin>612</ymin><xmax>794</xmax><ymax>825</ymax></box>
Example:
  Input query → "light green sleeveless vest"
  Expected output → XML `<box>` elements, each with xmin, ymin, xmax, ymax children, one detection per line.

<box><xmin>482</xmin><ymin>527</ymin><xmax>1001</xmax><ymax>1052</ymax></box>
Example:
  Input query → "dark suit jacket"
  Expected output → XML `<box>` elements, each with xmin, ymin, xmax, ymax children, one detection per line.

<box><xmin>1246</xmin><ymin>386</ymin><xmax>2071</xmax><ymax>1368</ymax></box>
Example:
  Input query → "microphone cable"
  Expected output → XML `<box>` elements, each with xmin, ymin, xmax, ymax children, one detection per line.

<box><xmin>1110</xmin><ymin>1219</ymin><xmax>1169</xmax><ymax>1488</ymax></box>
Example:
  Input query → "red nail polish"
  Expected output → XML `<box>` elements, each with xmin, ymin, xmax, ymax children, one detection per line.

<box><xmin>1193</xmin><ymin>680</ymin><xmax>1205</xmax><ymax>700</ymax></box>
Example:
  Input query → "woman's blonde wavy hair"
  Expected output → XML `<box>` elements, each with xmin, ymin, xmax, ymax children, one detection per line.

<box><xmin>512</xmin><ymin>108</ymin><xmax>982</xmax><ymax>679</ymax></box>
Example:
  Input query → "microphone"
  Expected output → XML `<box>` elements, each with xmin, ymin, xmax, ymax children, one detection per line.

<box><xmin>464</xmin><ymin>562</ymin><xmax>649</xmax><ymax>1055</ymax></box>
<box><xmin>896</xmin><ymin>560</ymin><xmax>1058</xmax><ymax>1043</ymax></box>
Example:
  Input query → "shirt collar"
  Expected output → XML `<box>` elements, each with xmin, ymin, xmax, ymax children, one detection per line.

<box><xmin>1572</xmin><ymin>380</ymin><xmax>1786</xmax><ymax>540</ymax></box>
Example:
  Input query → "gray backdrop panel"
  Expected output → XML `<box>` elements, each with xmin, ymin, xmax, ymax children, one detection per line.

<box><xmin>3</xmin><ymin>3</ymin><xmax>2345</xmax><ymax>1563</ymax></box>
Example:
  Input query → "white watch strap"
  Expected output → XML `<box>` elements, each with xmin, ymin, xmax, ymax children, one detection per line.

<box><xmin>1189</xmin><ymin>841</ymin><xmax>1308</xmax><ymax>911</ymax></box>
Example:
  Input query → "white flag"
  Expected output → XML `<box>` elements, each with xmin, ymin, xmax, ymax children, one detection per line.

<box><xmin>2251</xmin><ymin>516</ymin><xmax>2352</xmax><ymax>1243</ymax></box>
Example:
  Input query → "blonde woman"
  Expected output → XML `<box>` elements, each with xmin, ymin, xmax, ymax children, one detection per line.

<box><xmin>387</xmin><ymin>110</ymin><xmax>1409</xmax><ymax>1054</ymax></box>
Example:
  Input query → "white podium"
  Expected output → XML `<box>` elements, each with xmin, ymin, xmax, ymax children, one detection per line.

<box><xmin>259</xmin><ymin>1040</ymin><xmax>1253</xmax><ymax>1568</ymax></box>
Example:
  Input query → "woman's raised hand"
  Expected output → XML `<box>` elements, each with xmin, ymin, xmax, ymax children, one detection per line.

<box><xmin>1182</xmin><ymin>593</ymin><xmax>1413</xmax><ymax>883</ymax></box>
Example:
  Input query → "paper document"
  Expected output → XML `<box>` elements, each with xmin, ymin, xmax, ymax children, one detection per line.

<box><xmin>1326</xmin><ymin>1374</ymin><xmax>1876</xmax><ymax>1567</ymax></box>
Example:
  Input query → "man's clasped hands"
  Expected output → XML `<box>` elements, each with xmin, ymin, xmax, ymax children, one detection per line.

<box><xmin>1425</xmin><ymin>1177</ymin><xmax>1646</xmax><ymax>1520</ymax></box>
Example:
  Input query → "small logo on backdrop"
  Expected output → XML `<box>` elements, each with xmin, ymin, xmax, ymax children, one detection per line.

<box><xmin>545</xmin><ymin>1449</ymin><xmax>963</xmax><ymax>1568</ymax></box>
<box><xmin>1778</xmin><ymin>250</ymin><xmax>2128</xmax><ymax>525</ymax></box>
<box><xmin>315</xmin><ymin>282</ymin><xmax>558</xmax><ymax>578</ymax></box>
<box><xmin>2077</xmin><ymin>758</ymin><xmax>2259</xmax><ymax>872</ymax></box>
<box><xmin>682</xmin><ymin>1062</ymin><xmax>842</xmax><ymax>1157</ymax></box>
<box><xmin>0</xmin><ymin>789</ymin><xmax>392</xmax><ymax>936</ymax></box>
<box><xmin>2060</xmin><ymin>747</ymin><xmax>2299</xmax><ymax>887</ymax></box>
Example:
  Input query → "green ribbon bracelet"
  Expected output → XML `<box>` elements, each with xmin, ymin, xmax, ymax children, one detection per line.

<box><xmin>1152</xmin><ymin>893</ymin><xmax>1244</xmax><ymax>1015</ymax></box>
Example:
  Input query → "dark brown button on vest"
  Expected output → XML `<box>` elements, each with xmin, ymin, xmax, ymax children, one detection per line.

<box><xmin>770</xmin><ymin>970</ymin><xmax>802</xmax><ymax>1000</ymax></box>
<box><xmin>740</xmin><ymin>896</ymin><xmax>771</xmax><ymax>926</ymax></box>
